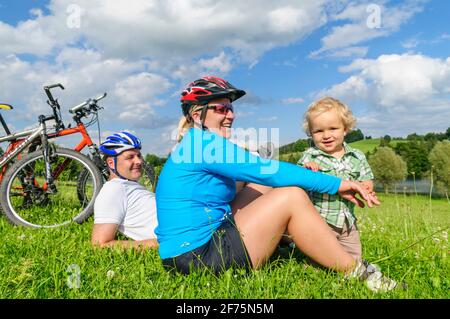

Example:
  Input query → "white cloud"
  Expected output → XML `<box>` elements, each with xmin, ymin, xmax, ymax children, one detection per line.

<box><xmin>114</xmin><ymin>72</ymin><xmax>172</xmax><ymax>105</ymax></box>
<box><xmin>171</xmin><ymin>52</ymin><xmax>234</xmax><ymax>86</ymax></box>
<box><xmin>257</xmin><ymin>116</ymin><xmax>278</xmax><ymax>122</ymax></box>
<box><xmin>325</xmin><ymin>46</ymin><xmax>368</xmax><ymax>58</ymax></box>
<box><xmin>0</xmin><ymin>49</ymin><xmax>172</xmax><ymax>131</ymax></box>
<box><xmin>317</xmin><ymin>53</ymin><xmax>450</xmax><ymax>136</ymax></box>
<box><xmin>118</xmin><ymin>103</ymin><xmax>174</xmax><ymax>129</ymax></box>
<box><xmin>0</xmin><ymin>17</ymin><xmax>59</xmax><ymax>56</ymax></box>
<box><xmin>316</xmin><ymin>75</ymin><xmax>368</xmax><ymax>103</ymax></box>
<box><xmin>311</xmin><ymin>0</ymin><xmax>425</xmax><ymax>58</ymax></box>
<box><xmin>0</xmin><ymin>0</ymin><xmax>329</xmax><ymax>63</ymax></box>
<box><xmin>282</xmin><ymin>97</ymin><xmax>304</xmax><ymax>104</ymax></box>
<box><xmin>401</xmin><ymin>38</ymin><xmax>420</xmax><ymax>49</ymax></box>
<box><xmin>234</xmin><ymin>110</ymin><xmax>255</xmax><ymax>118</ymax></box>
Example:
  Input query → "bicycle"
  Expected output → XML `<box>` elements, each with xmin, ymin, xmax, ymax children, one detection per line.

<box><xmin>0</xmin><ymin>84</ymin><xmax>155</xmax><ymax>228</ymax></box>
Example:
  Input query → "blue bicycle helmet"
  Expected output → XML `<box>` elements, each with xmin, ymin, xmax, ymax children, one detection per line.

<box><xmin>99</xmin><ymin>131</ymin><xmax>142</xmax><ymax>156</ymax></box>
<box><xmin>99</xmin><ymin>132</ymin><xmax>142</xmax><ymax>180</ymax></box>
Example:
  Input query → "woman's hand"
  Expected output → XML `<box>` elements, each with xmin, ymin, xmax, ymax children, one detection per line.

<box><xmin>337</xmin><ymin>180</ymin><xmax>381</xmax><ymax>208</ymax></box>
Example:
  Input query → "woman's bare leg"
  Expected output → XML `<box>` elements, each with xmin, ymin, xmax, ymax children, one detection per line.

<box><xmin>231</xmin><ymin>183</ymin><xmax>272</xmax><ymax>214</ymax></box>
<box><xmin>234</xmin><ymin>186</ymin><xmax>355</xmax><ymax>272</ymax></box>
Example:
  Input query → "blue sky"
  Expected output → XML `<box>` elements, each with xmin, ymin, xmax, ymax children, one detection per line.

<box><xmin>0</xmin><ymin>0</ymin><xmax>449</xmax><ymax>155</ymax></box>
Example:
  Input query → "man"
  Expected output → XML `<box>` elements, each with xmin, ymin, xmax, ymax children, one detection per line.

<box><xmin>91</xmin><ymin>131</ymin><xmax>158</xmax><ymax>249</ymax></box>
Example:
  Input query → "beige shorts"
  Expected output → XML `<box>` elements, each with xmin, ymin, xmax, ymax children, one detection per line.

<box><xmin>328</xmin><ymin>223</ymin><xmax>362</xmax><ymax>261</ymax></box>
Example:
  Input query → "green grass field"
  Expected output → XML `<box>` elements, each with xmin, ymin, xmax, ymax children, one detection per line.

<box><xmin>0</xmin><ymin>194</ymin><xmax>448</xmax><ymax>298</ymax></box>
<box><xmin>349</xmin><ymin>138</ymin><xmax>406</xmax><ymax>154</ymax></box>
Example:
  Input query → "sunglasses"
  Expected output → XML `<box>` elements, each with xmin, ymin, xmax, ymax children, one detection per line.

<box><xmin>206</xmin><ymin>103</ymin><xmax>234</xmax><ymax>115</ymax></box>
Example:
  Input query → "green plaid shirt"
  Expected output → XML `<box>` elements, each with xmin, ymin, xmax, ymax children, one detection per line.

<box><xmin>297</xmin><ymin>143</ymin><xmax>374</xmax><ymax>229</ymax></box>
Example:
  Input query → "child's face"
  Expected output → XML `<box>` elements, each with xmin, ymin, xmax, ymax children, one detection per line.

<box><xmin>309</xmin><ymin>109</ymin><xmax>347</xmax><ymax>156</ymax></box>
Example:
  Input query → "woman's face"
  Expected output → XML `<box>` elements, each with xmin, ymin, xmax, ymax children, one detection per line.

<box><xmin>192</xmin><ymin>98</ymin><xmax>235</xmax><ymax>138</ymax></box>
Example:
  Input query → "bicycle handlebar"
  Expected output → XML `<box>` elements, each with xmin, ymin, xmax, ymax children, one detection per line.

<box><xmin>44</xmin><ymin>84</ymin><xmax>65</xmax><ymax>90</ymax></box>
<box><xmin>44</xmin><ymin>83</ymin><xmax>65</xmax><ymax>104</ymax></box>
<box><xmin>69</xmin><ymin>93</ymin><xmax>107</xmax><ymax>114</ymax></box>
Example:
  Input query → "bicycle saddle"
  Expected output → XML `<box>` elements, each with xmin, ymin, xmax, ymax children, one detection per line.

<box><xmin>0</xmin><ymin>104</ymin><xmax>13</xmax><ymax>110</ymax></box>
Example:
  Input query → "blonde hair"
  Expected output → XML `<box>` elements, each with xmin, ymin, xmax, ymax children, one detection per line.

<box><xmin>303</xmin><ymin>97</ymin><xmax>356</xmax><ymax>136</ymax></box>
<box><xmin>176</xmin><ymin>104</ymin><xmax>204</xmax><ymax>142</ymax></box>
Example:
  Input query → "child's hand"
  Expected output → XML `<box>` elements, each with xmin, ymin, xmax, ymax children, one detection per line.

<box><xmin>338</xmin><ymin>180</ymin><xmax>381</xmax><ymax>208</ymax></box>
<box><xmin>361</xmin><ymin>180</ymin><xmax>374</xmax><ymax>192</ymax></box>
<box><xmin>303</xmin><ymin>161</ymin><xmax>321</xmax><ymax>172</ymax></box>
<box><xmin>360</xmin><ymin>181</ymin><xmax>379</xmax><ymax>205</ymax></box>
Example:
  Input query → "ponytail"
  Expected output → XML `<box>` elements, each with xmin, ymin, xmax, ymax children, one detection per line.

<box><xmin>176</xmin><ymin>104</ymin><xmax>204</xmax><ymax>142</ymax></box>
<box><xmin>176</xmin><ymin>116</ymin><xmax>193</xmax><ymax>142</ymax></box>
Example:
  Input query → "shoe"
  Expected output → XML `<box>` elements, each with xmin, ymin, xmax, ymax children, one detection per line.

<box><xmin>347</xmin><ymin>260</ymin><xmax>403</xmax><ymax>292</ymax></box>
<box><xmin>278</xmin><ymin>235</ymin><xmax>295</xmax><ymax>248</ymax></box>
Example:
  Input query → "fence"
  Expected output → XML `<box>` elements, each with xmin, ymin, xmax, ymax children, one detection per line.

<box><xmin>374</xmin><ymin>179</ymin><xmax>446</xmax><ymax>196</ymax></box>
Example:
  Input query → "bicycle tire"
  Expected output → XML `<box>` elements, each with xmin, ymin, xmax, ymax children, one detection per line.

<box><xmin>76</xmin><ymin>159</ymin><xmax>156</xmax><ymax>201</ymax></box>
<box><xmin>0</xmin><ymin>147</ymin><xmax>102</xmax><ymax>228</ymax></box>
<box><xmin>76</xmin><ymin>166</ymin><xmax>107</xmax><ymax>207</ymax></box>
<box><xmin>141</xmin><ymin>161</ymin><xmax>156</xmax><ymax>192</ymax></box>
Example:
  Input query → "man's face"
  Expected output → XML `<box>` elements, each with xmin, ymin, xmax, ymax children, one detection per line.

<box><xmin>107</xmin><ymin>149</ymin><xmax>143</xmax><ymax>181</ymax></box>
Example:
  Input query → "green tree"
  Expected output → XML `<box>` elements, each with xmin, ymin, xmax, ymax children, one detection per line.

<box><xmin>369</xmin><ymin>147</ymin><xmax>407</xmax><ymax>193</ymax></box>
<box><xmin>287</xmin><ymin>154</ymin><xmax>295</xmax><ymax>163</ymax></box>
<box><xmin>428</xmin><ymin>140</ymin><xmax>450</xmax><ymax>199</ymax></box>
<box><xmin>394</xmin><ymin>141</ymin><xmax>430</xmax><ymax>178</ymax></box>
<box><xmin>446</xmin><ymin>127</ymin><xmax>450</xmax><ymax>139</ymax></box>
<box><xmin>407</xmin><ymin>133</ymin><xmax>423</xmax><ymax>141</ymax></box>
<box><xmin>145</xmin><ymin>154</ymin><xmax>166</xmax><ymax>167</ymax></box>
<box><xmin>293</xmin><ymin>139</ymin><xmax>309</xmax><ymax>152</ymax></box>
<box><xmin>344</xmin><ymin>129</ymin><xmax>364</xmax><ymax>143</ymax></box>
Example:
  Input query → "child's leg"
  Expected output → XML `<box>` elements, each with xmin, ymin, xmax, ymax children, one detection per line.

<box><xmin>329</xmin><ymin>223</ymin><xmax>362</xmax><ymax>261</ymax></box>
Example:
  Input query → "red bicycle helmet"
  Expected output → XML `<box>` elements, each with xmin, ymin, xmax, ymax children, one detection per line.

<box><xmin>180</xmin><ymin>76</ymin><xmax>246</xmax><ymax>116</ymax></box>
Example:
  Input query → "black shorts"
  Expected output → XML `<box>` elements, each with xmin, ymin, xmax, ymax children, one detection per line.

<box><xmin>162</xmin><ymin>218</ymin><xmax>253</xmax><ymax>275</ymax></box>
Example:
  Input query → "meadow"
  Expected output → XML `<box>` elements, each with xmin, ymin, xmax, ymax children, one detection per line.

<box><xmin>0</xmin><ymin>193</ymin><xmax>448</xmax><ymax>299</ymax></box>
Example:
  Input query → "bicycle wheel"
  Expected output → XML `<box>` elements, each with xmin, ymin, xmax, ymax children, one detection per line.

<box><xmin>76</xmin><ymin>167</ymin><xmax>106</xmax><ymax>208</ymax></box>
<box><xmin>0</xmin><ymin>148</ymin><xmax>102</xmax><ymax>228</ymax></box>
<box><xmin>140</xmin><ymin>161</ymin><xmax>156</xmax><ymax>192</ymax></box>
<box><xmin>77</xmin><ymin>159</ymin><xmax>156</xmax><ymax>198</ymax></box>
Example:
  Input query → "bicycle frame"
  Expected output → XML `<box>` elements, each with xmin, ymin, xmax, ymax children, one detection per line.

<box><xmin>0</xmin><ymin>126</ymin><xmax>43</xmax><ymax>176</ymax></box>
<box><xmin>1</xmin><ymin>87</ymin><xmax>107</xmax><ymax>188</ymax></box>
<box><xmin>0</xmin><ymin>122</ymin><xmax>100</xmax><ymax>185</ymax></box>
<box><xmin>46</xmin><ymin>123</ymin><xmax>100</xmax><ymax>183</ymax></box>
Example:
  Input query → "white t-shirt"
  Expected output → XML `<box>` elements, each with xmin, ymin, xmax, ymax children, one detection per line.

<box><xmin>94</xmin><ymin>178</ymin><xmax>158</xmax><ymax>240</ymax></box>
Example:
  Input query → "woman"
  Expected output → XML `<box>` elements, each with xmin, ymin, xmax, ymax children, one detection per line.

<box><xmin>155</xmin><ymin>76</ymin><xmax>398</xmax><ymax>292</ymax></box>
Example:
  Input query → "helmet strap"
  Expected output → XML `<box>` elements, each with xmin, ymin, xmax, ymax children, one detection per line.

<box><xmin>109</xmin><ymin>156</ymin><xmax>130</xmax><ymax>181</ymax></box>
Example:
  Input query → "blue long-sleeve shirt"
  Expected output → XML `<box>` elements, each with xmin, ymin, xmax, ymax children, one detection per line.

<box><xmin>155</xmin><ymin>128</ymin><xmax>341</xmax><ymax>259</ymax></box>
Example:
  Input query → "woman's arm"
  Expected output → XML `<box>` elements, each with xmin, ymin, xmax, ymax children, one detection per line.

<box><xmin>203</xmin><ymin>138</ymin><xmax>341</xmax><ymax>195</ymax></box>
